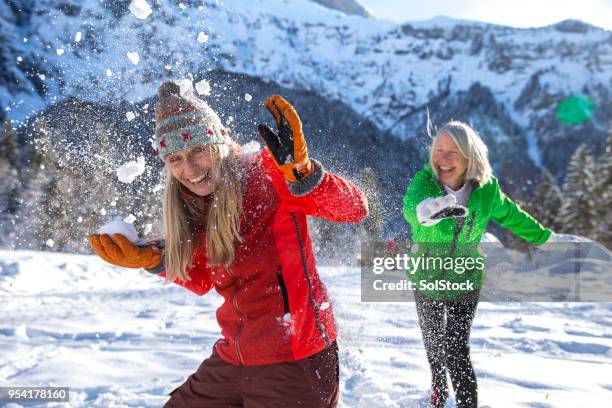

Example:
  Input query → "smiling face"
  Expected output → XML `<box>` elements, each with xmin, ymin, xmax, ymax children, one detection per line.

<box><xmin>432</xmin><ymin>132</ymin><xmax>469</xmax><ymax>190</ymax></box>
<box><xmin>165</xmin><ymin>144</ymin><xmax>220</xmax><ymax>197</ymax></box>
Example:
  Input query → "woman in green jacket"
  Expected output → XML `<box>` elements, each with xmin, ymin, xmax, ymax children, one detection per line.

<box><xmin>403</xmin><ymin>121</ymin><xmax>553</xmax><ymax>408</ymax></box>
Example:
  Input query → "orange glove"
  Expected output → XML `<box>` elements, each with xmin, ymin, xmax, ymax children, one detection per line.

<box><xmin>89</xmin><ymin>233</ymin><xmax>162</xmax><ymax>269</ymax></box>
<box><xmin>257</xmin><ymin>95</ymin><xmax>313</xmax><ymax>183</ymax></box>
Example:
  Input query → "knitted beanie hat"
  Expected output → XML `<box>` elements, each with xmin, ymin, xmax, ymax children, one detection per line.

<box><xmin>154</xmin><ymin>80</ymin><xmax>230</xmax><ymax>160</ymax></box>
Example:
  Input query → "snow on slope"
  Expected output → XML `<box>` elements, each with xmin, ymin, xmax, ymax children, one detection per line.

<box><xmin>3</xmin><ymin>0</ymin><xmax>611</xmax><ymax>139</ymax></box>
<box><xmin>1</xmin><ymin>248</ymin><xmax>611</xmax><ymax>407</ymax></box>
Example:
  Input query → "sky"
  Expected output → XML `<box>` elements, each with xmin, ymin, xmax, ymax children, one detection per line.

<box><xmin>358</xmin><ymin>0</ymin><xmax>612</xmax><ymax>31</ymax></box>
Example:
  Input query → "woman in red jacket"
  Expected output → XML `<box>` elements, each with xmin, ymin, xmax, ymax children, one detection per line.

<box><xmin>89</xmin><ymin>81</ymin><xmax>368</xmax><ymax>407</ymax></box>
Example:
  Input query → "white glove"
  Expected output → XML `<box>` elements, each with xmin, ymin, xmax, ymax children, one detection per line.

<box><xmin>417</xmin><ymin>195</ymin><xmax>466</xmax><ymax>227</ymax></box>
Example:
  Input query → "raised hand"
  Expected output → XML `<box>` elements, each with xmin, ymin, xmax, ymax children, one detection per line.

<box><xmin>257</xmin><ymin>95</ymin><xmax>313</xmax><ymax>183</ymax></box>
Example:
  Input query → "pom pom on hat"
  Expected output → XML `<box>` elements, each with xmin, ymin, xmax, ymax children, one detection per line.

<box><xmin>158</xmin><ymin>80</ymin><xmax>181</xmax><ymax>98</ymax></box>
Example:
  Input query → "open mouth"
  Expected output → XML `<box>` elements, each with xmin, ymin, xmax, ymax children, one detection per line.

<box><xmin>438</xmin><ymin>165</ymin><xmax>455</xmax><ymax>174</ymax></box>
<box><xmin>188</xmin><ymin>169</ymin><xmax>211</xmax><ymax>185</ymax></box>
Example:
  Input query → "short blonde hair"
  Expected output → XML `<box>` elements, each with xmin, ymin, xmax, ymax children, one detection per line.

<box><xmin>429</xmin><ymin>121</ymin><xmax>493</xmax><ymax>186</ymax></box>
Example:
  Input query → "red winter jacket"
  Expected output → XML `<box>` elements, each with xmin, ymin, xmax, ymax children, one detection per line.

<box><xmin>160</xmin><ymin>148</ymin><xmax>368</xmax><ymax>366</ymax></box>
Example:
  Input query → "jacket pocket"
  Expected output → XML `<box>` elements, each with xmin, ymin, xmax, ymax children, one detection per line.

<box><xmin>277</xmin><ymin>267</ymin><xmax>290</xmax><ymax>315</ymax></box>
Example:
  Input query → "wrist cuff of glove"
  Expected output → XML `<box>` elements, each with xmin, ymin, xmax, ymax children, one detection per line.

<box><xmin>144</xmin><ymin>255</ymin><xmax>165</xmax><ymax>275</ymax></box>
<box><xmin>287</xmin><ymin>159</ymin><xmax>325</xmax><ymax>197</ymax></box>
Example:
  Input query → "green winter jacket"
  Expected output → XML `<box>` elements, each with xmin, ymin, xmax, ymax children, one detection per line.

<box><xmin>403</xmin><ymin>166</ymin><xmax>552</xmax><ymax>300</ymax></box>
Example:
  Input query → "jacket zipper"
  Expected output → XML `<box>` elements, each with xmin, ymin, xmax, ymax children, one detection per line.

<box><xmin>225</xmin><ymin>267</ymin><xmax>246</xmax><ymax>365</ymax></box>
<box><xmin>448</xmin><ymin>181</ymin><xmax>477</xmax><ymax>258</ymax></box>
<box><xmin>449</xmin><ymin>211</ymin><xmax>476</xmax><ymax>257</ymax></box>
<box><xmin>277</xmin><ymin>268</ymin><xmax>290</xmax><ymax>316</ymax></box>
<box><xmin>290</xmin><ymin>212</ymin><xmax>331</xmax><ymax>347</ymax></box>
<box><xmin>466</xmin><ymin>211</ymin><xmax>477</xmax><ymax>240</ymax></box>
<box><xmin>431</xmin><ymin>176</ymin><xmax>479</xmax><ymax>299</ymax></box>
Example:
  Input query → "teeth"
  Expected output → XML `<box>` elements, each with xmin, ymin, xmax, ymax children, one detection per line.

<box><xmin>189</xmin><ymin>170</ymin><xmax>209</xmax><ymax>183</ymax></box>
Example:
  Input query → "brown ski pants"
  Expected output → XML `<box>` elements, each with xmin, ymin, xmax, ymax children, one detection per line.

<box><xmin>164</xmin><ymin>342</ymin><xmax>339</xmax><ymax>408</ymax></box>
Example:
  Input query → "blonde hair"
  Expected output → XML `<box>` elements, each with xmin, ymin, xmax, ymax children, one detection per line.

<box><xmin>429</xmin><ymin>121</ymin><xmax>493</xmax><ymax>186</ymax></box>
<box><xmin>162</xmin><ymin>144</ymin><xmax>244</xmax><ymax>282</ymax></box>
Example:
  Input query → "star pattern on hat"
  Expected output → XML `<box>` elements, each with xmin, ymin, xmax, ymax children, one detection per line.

<box><xmin>182</xmin><ymin>132</ymin><xmax>191</xmax><ymax>142</ymax></box>
<box><xmin>160</xmin><ymin>139</ymin><xmax>167</xmax><ymax>148</ymax></box>
<box><xmin>207</xmin><ymin>128</ymin><xmax>214</xmax><ymax>136</ymax></box>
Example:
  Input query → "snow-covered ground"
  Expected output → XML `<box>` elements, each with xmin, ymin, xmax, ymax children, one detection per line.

<box><xmin>1</xmin><ymin>249</ymin><xmax>611</xmax><ymax>407</ymax></box>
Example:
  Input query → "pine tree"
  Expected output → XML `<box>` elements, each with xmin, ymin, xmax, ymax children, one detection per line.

<box><xmin>0</xmin><ymin>120</ymin><xmax>20</xmax><ymax>247</ymax></box>
<box><xmin>557</xmin><ymin>144</ymin><xmax>599</xmax><ymax>238</ymax></box>
<box><xmin>0</xmin><ymin>120</ymin><xmax>18</xmax><ymax>166</ymax></box>
<box><xmin>530</xmin><ymin>171</ymin><xmax>562</xmax><ymax>232</ymax></box>
<box><xmin>0</xmin><ymin>121</ymin><xmax>19</xmax><ymax>210</ymax></box>
<box><xmin>593</xmin><ymin>130</ymin><xmax>612</xmax><ymax>246</ymax></box>
<box><xmin>18</xmin><ymin>118</ymin><xmax>64</xmax><ymax>250</ymax></box>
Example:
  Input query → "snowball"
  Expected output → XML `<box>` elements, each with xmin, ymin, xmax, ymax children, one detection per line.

<box><xmin>124</xmin><ymin>214</ymin><xmax>137</xmax><ymax>224</ymax></box>
<box><xmin>77</xmin><ymin>216</ymin><xmax>83</xmax><ymax>223</ymax></box>
<box><xmin>127</xmin><ymin>52</ymin><xmax>140</xmax><ymax>65</ymax></box>
<box><xmin>179</xmin><ymin>2</ymin><xmax>187</xmax><ymax>10</ymax></box>
<box><xmin>129</xmin><ymin>0</ymin><xmax>152</xmax><ymax>20</ymax></box>
<box><xmin>106</xmin><ymin>69</ymin><xmax>112</xmax><ymax>77</ymax></box>
<box><xmin>100</xmin><ymin>208</ymin><xmax>107</xmax><ymax>216</ymax></box>
<box><xmin>320</xmin><ymin>302</ymin><xmax>330</xmax><ymax>311</ymax></box>
<box><xmin>240</xmin><ymin>141</ymin><xmax>261</xmax><ymax>158</ymax></box>
<box><xmin>38</xmin><ymin>73</ymin><xmax>45</xmax><ymax>81</ymax></box>
<box><xmin>244</xmin><ymin>93</ymin><xmax>252</xmax><ymax>102</ymax></box>
<box><xmin>75</xmin><ymin>32</ymin><xmax>82</xmax><ymax>42</ymax></box>
<box><xmin>197</xmin><ymin>32</ymin><xmax>209</xmax><ymax>43</ymax></box>
<box><xmin>283</xmin><ymin>313</ymin><xmax>292</xmax><ymax>323</ymax></box>
<box><xmin>56</xmin><ymin>48</ymin><xmax>64</xmax><ymax>56</ymax></box>
<box><xmin>176</xmin><ymin>79</ymin><xmax>194</xmax><ymax>97</ymax></box>
<box><xmin>97</xmin><ymin>218</ymin><xmax>140</xmax><ymax>243</ymax></box>
<box><xmin>116</xmin><ymin>156</ymin><xmax>146</xmax><ymax>184</ymax></box>
<box><xmin>45</xmin><ymin>239</ymin><xmax>54</xmax><ymax>248</ymax></box>
<box><xmin>126</xmin><ymin>111</ymin><xmax>136</xmax><ymax>121</ymax></box>
<box><xmin>195</xmin><ymin>79</ymin><xmax>211</xmax><ymax>96</ymax></box>
<box><xmin>143</xmin><ymin>223</ymin><xmax>153</xmax><ymax>235</ymax></box>
<box><xmin>16</xmin><ymin>56</ymin><xmax>22</xmax><ymax>62</ymax></box>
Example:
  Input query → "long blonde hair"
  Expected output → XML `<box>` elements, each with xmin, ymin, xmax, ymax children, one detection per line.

<box><xmin>162</xmin><ymin>144</ymin><xmax>244</xmax><ymax>282</ymax></box>
<box><xmin>429</xmin><ymin>121</ymin><xmax>493</xmax><ymax>186</ymax></box>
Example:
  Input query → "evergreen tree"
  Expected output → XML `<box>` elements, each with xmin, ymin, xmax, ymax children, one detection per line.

<box><xmin>0</xmin><ymin>120</ymin><xmax>20</xmax><ymax>247</ymax></box>
<box><xmin>0</xmin><ymin>121</ymin><xmax>19</xmax><ymax>211</ymax></box>
<box><xmin>18</xmin><ymin>118</ymin><xmax>64</xmax><ymax>250</ymax></box>
<box><xmin>530</xmin><ymin>170</ymin><xmax>562</xmax><ymax>232</ymax></box>
<box><xmin>557</xmin><ymin>144</ymin><xmax>599</xmax><ymax>238</ymax></box>
<box><xmin>593</xmin><ymin>130</ymin><xmax>612</xmax><ymax>246</ymax></box>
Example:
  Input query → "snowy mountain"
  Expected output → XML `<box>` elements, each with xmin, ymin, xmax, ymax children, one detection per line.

<box><xmin>1</xmin><ymin>0</ymin><xmax>610</xmax><ymax>179</ymax></box>
<box><xmin>1</xmin><ymin>0</ymin><xmax>611</xmax><ymax>252</ymax></box>
<box><xmin>1</xmin><ymin>244</ymin><xmax>611</xmax><ymax>407</ymax></box>
<box><xmin>310</xmin><ymin>0</ymin><xmax>371</xmax><ymax>17</ymax></box>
